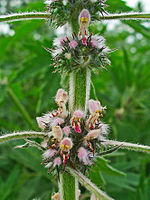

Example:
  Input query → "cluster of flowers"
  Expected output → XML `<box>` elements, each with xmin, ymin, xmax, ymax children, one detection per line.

<box><xmin>45</xmin><ymin>0</ymin><xmax>107</xmax><ymax>27</ymax></box>
<box><xmin>36</xmin><ymin>88</ymin><xmax>109</xmax><ymax>173</ymax></box>
<box><xmin>44</xmin><ymin>9</ymin><xmax>111</xmax><ymax>73</ymax></box>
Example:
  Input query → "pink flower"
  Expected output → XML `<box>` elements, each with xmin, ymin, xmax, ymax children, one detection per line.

<box><xmin>69</xmin><ymin>40</ymin><xmax>77</xmax><ymax>49</ymax></box>
<box><xmin>82</xmin><ymin>37</ymin><xmax>87</xmax><ymax>46</ymax></box>
<box><xmin>63</xmin><ymin>126</ymin><xmax>71</xmax><ymax>136</ymax></box>
<box><xmin>43</xmin><ymin>149</ymin><xmax>57</xmax><ymax>159</ymax></box>
<box><xmin>55</xmin><ymin>89</ymin><xmax>68</xmax><ymax>104</ymax></box>
<box><xmin>52</xmin><ymin>126</ymin><xmax>63</xmax><ymax>141</ymax></box>
<box><xmin>78</xmin><ymin>9</ymin><xmax>90</xmax><ymax>45</ymax></box>
<box><xmin>71</xmin><ymin>110</ymin><xmax>84</xmax><ymax>133</ymax></box>
<box><xmin>60</xmin><ymin>36</ymin><xmax>68</xmax><ymax>46</ymax></box>
<box><xmin>73</xmin><ymin>110</ymin><xmax>84</xmax><ymax>118</ymax></box>
<box><xmin>60</xmin><ymin>137</ymin><xmax>73</xmax><ymax>152</ymax></box>
<box><xmin>53</xmin><ymin>117</ymin><xmax>64</xmax><ymax>126</ymax></box>
<box><xmin>53</xmin><ymin>157</ymin><xmax>62</xmax><ymax>167</ymax></box>
<box><xmin>78</xmin><ymin>147</ymin><xmax>92</xmax><ymax>165</ymax></box>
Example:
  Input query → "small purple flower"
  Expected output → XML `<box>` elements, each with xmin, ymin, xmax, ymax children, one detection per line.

<box><xmin>69</xmin><ymin>40</ymin><xmax>78</xmax><ymax>49</ymax></box>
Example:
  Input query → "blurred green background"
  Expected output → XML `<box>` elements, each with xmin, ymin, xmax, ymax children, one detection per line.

<box><xmin>0</xmin><ymin>0</ymin><xmax>150</xmax><ymax>199</ymax></box>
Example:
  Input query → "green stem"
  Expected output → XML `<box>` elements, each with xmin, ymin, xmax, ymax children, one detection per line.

<box><xmin>59</xmin><ymin>172</ymin><xmax>78</xmax><ymax>200</ymax></box>
<box><xmin>1</xmin><ymin>12</ymin><xmax>150</xmax><ymax>23</ymax></box>
<box><xmin>69</xmin><ymin>68</ymin><xmax>91</xmax><ymax>113</ymax></box>
<box><xmin>7</xmin><ymin>87</ymin><xmax>37</xmax><ymax>131</ymax></box>
<box><xmin>59</xmin><ymin>10</ymin><xmax>92</xmax><ymax>200</ymax></box>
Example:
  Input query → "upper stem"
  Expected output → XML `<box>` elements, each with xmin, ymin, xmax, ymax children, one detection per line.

<box><xmin>69</xmin><ymin>68</ymin><xmax>91</xmax><ymax>113</ymax></box>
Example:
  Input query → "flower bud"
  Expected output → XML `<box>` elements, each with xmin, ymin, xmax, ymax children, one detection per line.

<box><xmin>89</xmin><ymin>99</ymin><xmax>101</xmax><ymax>114</ymax></box>
<box><xmin>84</xmin><ymin>129</ymin><xmax>100</xmax><ymax>141</ymax></box>
<box><xmin>79</xmin><ymin>9</ymin><xmax>91</xmax><ymax>27</ymax></box>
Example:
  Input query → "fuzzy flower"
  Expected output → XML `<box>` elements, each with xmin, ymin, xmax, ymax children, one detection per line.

<box><xmin>53</xmin><ymin>157</ymin><xmax>62</xmax><ymax>167</ymax></box>
<box><xmin>91</xmin><ymin>35</ymin><xmax>105</xmax><ymax>49</ymax></box>
<box><xmin>55</xmin><ymin>89</ymin><xmax>68</xmax><ymax>118</ymax></box>
<box><xmin>52</xmin><ymin>117</ymin><xmax>64</xmax><ymax>126</ymax></box>
<box><xmin>69</xmin><ymin>40</ymin><xmax>78</xmax><ymax>49</ymax></box>
<box><xmin>63</xmin><ymin>126</ymin><xmax>71</xmax><ymax>136</ymax></box>
<box><xmin>52</xmin><ymin>126</ymin><xmax>63</xmax><ymax>142</ymax></box>
<box><xmin>55</xmin><ymin>88</ymin><xmax>68</xmax><ymax>105</ymax></box>
<box><xmin>84</xmin><ymin>129</ymin><xmax>100</xmax><ymax>141</ymax></box>
<box><xmin>53</xmin><ymin>36</ymin><xmax>68</xmax><ymax>47</ymax></box>
<box><xmin>98</xmin><ymin>123</ymin><xmax>109</xmax><ymax>141</ymax></box>
<box><xmin>43</xmin><ymin>149</ymin><xmax>57</xmax><ymax>159</ymax></box>
<box><xmin>36</xmin><ymin>113</ymin><xmax>52</xmax><ymax>130</ymax></box>
<box><xmin>87</xmin><ymin>99</ymin><xmax>106</xmax><ymax>129</ymax></box>
<box><xmin>60</xmin><ymin>137</ymin><xmax>73</xmax><ymax>152</ymax></box>
<box><xmin>71</xmin><ymin>110</ymin><xmax>84</xmax><ymax>133</ymax></box>
<box><xmin>78</xmin><ymin>147</ymin><xmax>92</xmax><ymax>165</ymax></box>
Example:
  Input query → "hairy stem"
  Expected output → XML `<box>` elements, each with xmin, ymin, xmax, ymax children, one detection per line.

<box><xmin>0</xmin><ymin>131</ymin><xmax>45</xmax><ymax>143</ymax></box>
<box><xmin>104</xmin><ymin>140</ymin><xmax>150</xmax><ymax>153</ymax></box>
<box><xmin>67</xmin><ymin>167</ymin><xmax>114</xmax><ymax>200</ymax></box>
<box><xmin>59</xmin><ymin>172</ymin><xmax>79</xmax><ymax>200</ymax></box>
<box><xmin>7</xmin><ymin>87</ymin><xmax>37</xmax><ymax>131</ymax></box>
<box><xmin>1</xmin><ymin>12</ymin><xmax>150</xmax><ymax>23</ymax></box>
<box><xmin>0</xmin><ymin>12</ymin><xmax>50</xmax><ymax>23</ymax></box>
<box><xmin>99</xmin><ymin>12</ymin><xmax>150</xmax><ymax>21</ymax></box>
<box><xmin>69</xmin><ymin>68</ymin><xmax>91</xmax><ymax>113</ymax></box>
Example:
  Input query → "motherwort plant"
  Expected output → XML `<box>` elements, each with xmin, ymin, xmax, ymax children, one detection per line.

<box><xmin>1</xmin><ymin>1</ymin><xmax>150</xmax><ymax>200</ymax></box>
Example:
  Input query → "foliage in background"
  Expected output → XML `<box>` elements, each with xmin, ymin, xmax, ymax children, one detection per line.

<box><xmin>0</xmin><ymin>0</ymin><xmax>150</xmax><ymax>199</ymax></box>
